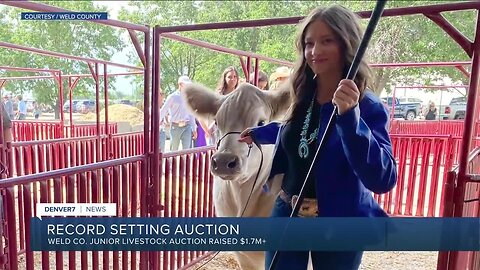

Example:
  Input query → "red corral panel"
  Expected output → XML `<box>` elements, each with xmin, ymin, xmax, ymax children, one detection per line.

<box><xmin>12</xmin><ymin>121</ymin><xmax>62</xmax><ymax>141</ymax></box>
<box><xmin>375</xmin><ymin>135</ymin><xmax>455</xmax><ymax>217</ymax></box>
<box><xmin>389</xmin><ymin>120</ymin><xmax>478</xmax><ymax>137</ymax></box>
<box><xmin>152</xmin><ymin>147</ymin><xmax>216</xmax><ymax>270</ymax></box>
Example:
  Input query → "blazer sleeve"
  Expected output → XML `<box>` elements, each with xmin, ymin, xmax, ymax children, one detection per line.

<box><xmin>335</xmin><ymin>100</ymin><xmax>397</xmax><ymax>194</ymax></box>
<box><xmin>250</xmin><ymin>121</ymin><xmax>281</xmax><ymax>145</ymax></box>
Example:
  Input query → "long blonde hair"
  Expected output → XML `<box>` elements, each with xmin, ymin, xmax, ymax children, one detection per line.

<box><xmin>288</xmin><ymin>5</ymin><xmax>373</xmax><ymax>121</ymax></box>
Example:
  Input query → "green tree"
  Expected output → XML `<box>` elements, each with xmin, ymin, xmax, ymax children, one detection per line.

<box><xmin>367</xmin><ymin>1</ymin><xmax>474</xmax><ymax>95</ymax></box>
<box><xmin>0</xmin><ymin>1</ymin><xmax>124</xmax><ymax>118</ymax></box>
<box><xmin>118</xmin><ymin>1</ymin><xmax>474</xmax><ymax>97</ymax></box>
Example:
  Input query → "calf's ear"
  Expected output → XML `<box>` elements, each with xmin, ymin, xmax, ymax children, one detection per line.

<box><xmin>264</xmin><ymin>80</ymin><xmax>292</xmax><ymax>120</ymax></box>
<box><xmin>182</xmin><ymin>83</ymin><xmax>226</xmax><ymax>120</ymax></box>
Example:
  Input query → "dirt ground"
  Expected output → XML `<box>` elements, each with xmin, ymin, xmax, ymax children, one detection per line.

<box><xmin>18</xmin><ymin>250</ymin><xmax>437</xmax><ymax>269</ymax></box>
<box><xmin>191</xmin><ymin>251</ymin><xmax>438</xmax><ymax>270</ymax></box>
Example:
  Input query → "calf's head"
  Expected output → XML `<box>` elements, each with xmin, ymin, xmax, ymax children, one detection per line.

<box><xmin>183</xmin><ymin>83</ymin><xmax>291</xmax><ymax>182</ymax></box>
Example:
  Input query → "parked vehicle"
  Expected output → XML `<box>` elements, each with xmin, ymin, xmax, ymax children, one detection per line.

<box><xmin>63</xmin><ymin>100</ymin><xmax>80</xmax><ymax>113</ymax></box>
<box><xmin>398</xmin><ymin>97</ymin><xmax>423</xmax><ymax>104</ymax></box>
<box><xmin>119</xmin><ymin>99</ymin><xmax>135</xmax><ymax>106</ymax></box>
<box><xmin>385</xmin><ymin>97</ymin><xmax>422</xmax><ymax>120</ymax></box>
<box><xmin>441</xmin><ymin>96</ymin><xmax>467</xmax><ymax>120</ymax></box>
<box><xmin>76</xmin><ymin>100</ymin><xmax>96</xmax><ymax>114</ymax></box>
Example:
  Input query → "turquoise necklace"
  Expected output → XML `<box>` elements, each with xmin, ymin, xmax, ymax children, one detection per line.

<box><xmin>298</xmin><ymin>96</ymin><xmax>319</xmax><ymax>159</ymax></box>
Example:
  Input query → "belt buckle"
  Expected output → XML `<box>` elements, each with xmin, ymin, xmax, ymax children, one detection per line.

<box><xmin>178</xmin><ymin>121</ymin><xmax>186</xmax><ymax>127</ymax></box>
<box><xmin>291</xmin><ymin>195</ymin><xmax>318</xmax><ymax>218</ymax></box>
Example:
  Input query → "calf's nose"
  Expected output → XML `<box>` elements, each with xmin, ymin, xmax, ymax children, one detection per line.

<box><xmin>211</xmin><ymin>153</ymin><xmax>240</xmax><ymax>175</ymax></box>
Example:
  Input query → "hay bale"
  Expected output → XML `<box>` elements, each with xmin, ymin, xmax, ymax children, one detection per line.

<box><xmin>80</xmin><ymin>104</ymin><xmax>144</xmax><ymax>126</ymax></box>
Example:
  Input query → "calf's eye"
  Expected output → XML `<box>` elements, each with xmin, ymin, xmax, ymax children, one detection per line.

<box><xmin>257</xmin><ymin>120</ymin><xmax>266</xmax><ymax>126</ymax></box>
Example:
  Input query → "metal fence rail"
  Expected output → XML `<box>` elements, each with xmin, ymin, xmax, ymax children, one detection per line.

<box><xmin>0</xmin><ymin>155</ymin><xmax>147</xmax><ymax>270</ymax></box>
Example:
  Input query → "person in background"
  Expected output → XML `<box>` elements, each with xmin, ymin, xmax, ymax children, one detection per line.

<box><xmin>3</xmin><ymin>94</ymin><xmax>14</xmax><ymax>120</ymax></box>
<box><xmin>33</xmin><ymin>101</ymin><xmax>41</xmax><ymax>119</ymax></box>
<box><xmin>159</xmin><ymin>76</ymin><xmax>197</xmax><ymax>151</ymax></box>
<box><xmin>269</xmin><ymin>66</ymin><xmax>291</xmax><ymax>89</ymax></box>
<box><xmin>425</xmin><ymin>101</ymin><xmax>437</xmax><ymax>120</ymax></box>
<box><xmin>203</xmin><ymin>66</ymin><xmax>241</xmax><ymax>146</ymax></box>
<box><xmin>1</xmin><ymin>102</ymin><xmax>12</xmax><ymax>144</ymax></box>
<box><xmin>216</xmin><ymin>66</ymin><xmax>239</xmax><ymax>95</ymax></box>
<box><xmin>239</xmin><ymin>5</ymin><xmax>397</xmax><ymax>269</ymax></box>
<box><xmin>249</xmin><ymin>70</ymin><xmax>270</xmax><ymax>90</ymax></box>
<box><xmin>159</xmin><ymin>117</ymin><xmax>168</xmax><ymax>152</ymax></box>
<box><xmin>194</xmin><ymin>119</ymin><xmax>207</xmax><ymax>147</ymax></box>
<box><xmin>158</xmin><ymin>90</ymin><xmax>168</xmax><ymax>152</ymax></box>
<box><xmin>16</xmin><ymin>95</ymin><xmax>27</xmax><ymax>120</ymax></box>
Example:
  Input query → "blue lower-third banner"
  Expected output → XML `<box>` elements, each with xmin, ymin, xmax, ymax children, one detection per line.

<box><xmin>31</xmin><ymin>217</ymin><xmax>479</xmax><ymax>251</ymax></box>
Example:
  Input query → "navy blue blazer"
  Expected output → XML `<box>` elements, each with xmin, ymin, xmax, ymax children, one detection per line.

<box><xmin>250</xmin><ymin>91</ymin><xmax>397</xmax><ymax>217</ymax></box>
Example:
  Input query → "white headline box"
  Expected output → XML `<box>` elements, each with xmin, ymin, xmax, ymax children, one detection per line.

<box><xmin>36</xmin><ymin>203</ymin><xmax>117</xmax><ymax>219</ymax></box>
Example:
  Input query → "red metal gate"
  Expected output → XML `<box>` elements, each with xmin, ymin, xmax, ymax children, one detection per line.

<box><xmin>437</xmin><ymin>148</ymin><xmax>480</xmax><ymax>270</ymax></box>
